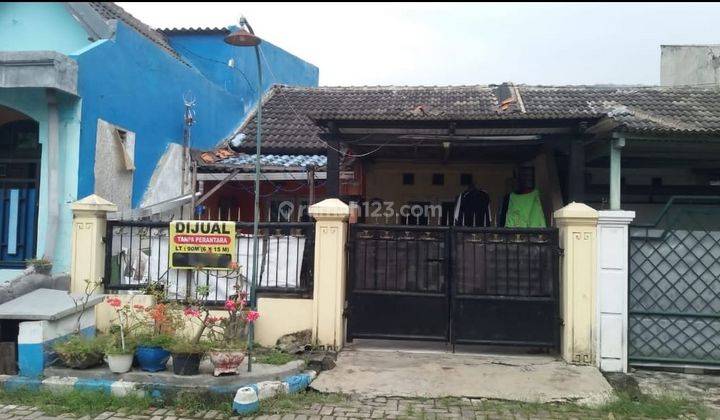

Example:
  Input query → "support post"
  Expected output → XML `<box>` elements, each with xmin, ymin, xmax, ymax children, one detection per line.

<box><xmin>609</xmin><ymin>136</ymin><xmax>625</xmax><ymax>210</ymax></box>
<box><xmin>308</xmin><ymin>198</ymin><xmax>349</xmax><ymax>350</ymax></box>
<box><xmin>553</xmin><ymin>202</ymin><xmax>599</xmax><ymax>365</ymax></box>
<box><xmin>326</xmin><ymin>123</ymin><xmax>340</xmax><ymax>197</ymax></box>
<box><xmin>596</xmin><ymin>210</ymin><xmax>635</xmax><ymax>372</ymax></box>
<box><xmin>70</xmin><ymin>195</ymin><xmax>117</xmax><ymax>293</ymax></box>
<box><xmin>568</xmin><ymin>139</ymin><xmax>585</xmax><ymax>203</ymax></box>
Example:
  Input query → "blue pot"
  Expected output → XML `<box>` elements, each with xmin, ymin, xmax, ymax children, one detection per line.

<box><xmin>135</xmin><ymin>346</ymin><xmax>171</xmax><ymax>372</ymax></box>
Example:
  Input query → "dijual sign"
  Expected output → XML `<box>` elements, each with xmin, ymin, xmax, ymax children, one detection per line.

<box><xmin>169</xmin><ymin>220</ymin><xmax>237</xmax><ymax>270</ymax></box>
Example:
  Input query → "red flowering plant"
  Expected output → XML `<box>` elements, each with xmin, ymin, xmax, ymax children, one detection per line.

<box><xmin>203</xmin><ymin>283</ymin><xmax>260</xmax><ymax>350</ymax></box>
<box><xmin>103</xmin><ymin>296</ymin><xmax>138</xmax><ymax>356</ymax></box>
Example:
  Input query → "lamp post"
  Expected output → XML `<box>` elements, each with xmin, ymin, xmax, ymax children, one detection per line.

<box><xmin>224</xmin><ymin>17</ymin><xmax>262</xmax><ymax>372</ymax></box>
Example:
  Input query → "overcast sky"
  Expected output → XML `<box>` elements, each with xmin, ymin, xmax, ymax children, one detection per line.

<box><xmin>118</xmin><ymin>2</ymin><xmax>720</xmax><ymax>86</ymax></box>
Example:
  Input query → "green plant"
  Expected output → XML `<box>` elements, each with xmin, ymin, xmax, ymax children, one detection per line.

<box><xmin>52</xmin><ymin>335</ymin><xmax>107</xmax><ymax>367</ymax></box>
<box><xmin>166</xmin><ymin>337</ymin><xmax>210</xmax><ymax>355</ymax></box>
<box><xmin>254</xmin><ymin>349</ymin><xmax>296</xmax><ymax>365</ymax></box>
<box><xmin>134</xmin><ymin>333</ymin><xmax>174</xmax><ymax>348</ymax></box>
<box><xmin>104</xmin><ymin>329</ymin><xmax>136</xmax><ymax>355</ymax></box>
<box><xmin>26</xmin><ymin>258</ymin><xmax>52</xmax><ymax>268</ymax></box>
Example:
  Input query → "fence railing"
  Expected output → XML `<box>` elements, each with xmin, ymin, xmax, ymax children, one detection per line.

<box><xmin>103</xmin><ymin>220</ymin><xmax>315</xmax><ymax>304</ymax></box>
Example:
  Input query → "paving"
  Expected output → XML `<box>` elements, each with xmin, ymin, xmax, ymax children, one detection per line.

<box><xmin>310</xmin><ymin>344</ymin><xmax>614</xmax><ymax>406</ymax></box>
<box><xmin>631</xmin><ymin>368</ymin><xmax>720</xmax><ymax>416</ymax></box>
<box><xmin>0</xmin><ymin>396</ymin><xmax>617</xmax><ymax>419</ymax></box>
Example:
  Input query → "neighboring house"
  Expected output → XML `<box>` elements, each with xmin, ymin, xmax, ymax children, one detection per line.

<box><xmin>0</xmin><ymin>2</ymin><xmax>319</xmax><ymax>281</ymax></box>
<box><xmin>195</xmin><ymin>83</ymin><xmax>720</xmax><ymax>224</ymax></box>
<box><xmin>195</xmin><ymin>80</ymin><xmax>720</xmax><ymax>369</ymax></box>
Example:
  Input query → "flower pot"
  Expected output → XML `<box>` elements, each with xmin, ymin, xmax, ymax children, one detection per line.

<box><xmin>106</xmin><ymin>353</ymin><xmax>134</xmax><ymax>373</ymax></box>
<box><xmin>209</xmin><ymin>350</ymin><xmax>245</xmax><ymax>376</ymax></box>
<box><xmin>135</xmin><ymin>346</ymin><xmax>171</xmax><ymax>372</ymax></box>
<box><xmin>58</xmin><ymin>351</ymin><xmax>104</xmax><ymax>369</ymax></box>
<box><xmin>172</xmin><ymin>353</ymin><xmax>202</xmax><ymax>376</ymax></box>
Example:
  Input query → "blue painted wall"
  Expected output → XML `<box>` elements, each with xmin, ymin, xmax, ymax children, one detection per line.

<box><xmin>74</xmin><ymin>23</ymin><xmax>319</xmax><ymax>206</ymax></box>
<box><xmin>0</xmin><ymin>3</ymin><xmax>318</xmax><ymax>277</ymax></box>
<box><xmin>0</xmin><ymin>3</ymin><xmax>91</xmax><ymax>54</ymax></box>
<box><xmin>166</xmin><ymin>31</ymin><xmax>319</xmax><ymax>115</ymax></box>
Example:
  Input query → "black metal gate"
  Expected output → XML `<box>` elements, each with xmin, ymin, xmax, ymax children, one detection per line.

<box><xmin>347</xmin><ymin>224</ymin><xmax>560</xmax><ymax>348</ymax></box>
<box><xmin>629</xmin><ymin>196</ymin><xmax>720</xmax><ymax>366</ymax></box>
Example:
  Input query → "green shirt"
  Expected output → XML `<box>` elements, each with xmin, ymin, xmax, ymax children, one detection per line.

<box><xmin>505</xmin><ymin>189</ymin><xmax>547</xmax><ymax>228</ymax></box>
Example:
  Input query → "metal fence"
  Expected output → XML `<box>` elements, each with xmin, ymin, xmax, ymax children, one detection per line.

<box><xmin>629</xmin><ymin>196</ymin><xmax>720</xmax><ymax>367</ymax></box>
<box><xmin>103</xmin><ymin>220</ymin><xmax>315</xmax><ymax>304</ymax></box>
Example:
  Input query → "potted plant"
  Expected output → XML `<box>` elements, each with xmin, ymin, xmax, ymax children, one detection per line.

<box><xmin>53</xmin><ymin>334</ymin><xmax>107</xmax><ymax>369</ymax></box>
<box><xmin>135</xmin><ymin>333</ymin><xmax>174</xmax><ymax>372</ymax></box>
<box><xmin>161</xmin><ymin>302</ymin><xmax>213</xmax><ymax>376</ymax></box>
<box><xmin>52</xmin><ymin>279</ymin><xmax>106</xmax><ymax>369</ymax></box>
<box><xmin>131</xmin><ymin>302</ymin><xmax>181</xmax><ymax>372</ymax></box>
<box><xmin>103</xmin><ymin>296</ymin><xmax>136</xmax><ymax>373</ymax></box>
<box><xmin>205</xmin><ymin>290</ymin><xmax>260</xmax><ymax>377</ymax></box>
<box><xmin>167</xmin><ymin>336</ymin><xmax>209</xmax><ymax>376</ymax></box>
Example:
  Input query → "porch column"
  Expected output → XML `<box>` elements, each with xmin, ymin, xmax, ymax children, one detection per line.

<box><xmin>309</xmin><ymin>198</ymin><xmax>350</xmax><ymax>350</ymax></box>
<box><xmin>596</xmin><ymin>210</ymin><xmax>635</xmax><ymax>372</ymax></box>
<box><xmin>326</xmin><ymin>122</ymin><xmax>340</xmax><ymax>197</ymax></box>
<box><xmin>553</xmin><ymin>202</ymin><xmax>599</xmax><ymax>365</ymax></box>
<box><xmin>609</xmin><ymin>136</ymin><xmax>625</xmax><ymax>210</ymax></box>
<box><xmin>70</xmin><ymin>195</ymin><xmax>117</xmax><ymax>293</ymax></box>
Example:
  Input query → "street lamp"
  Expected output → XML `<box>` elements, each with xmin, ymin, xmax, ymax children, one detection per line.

<box><xmin>224</xmin><ymin>16</ymin><xmax>262</xmax><ymax>372</ymax></box>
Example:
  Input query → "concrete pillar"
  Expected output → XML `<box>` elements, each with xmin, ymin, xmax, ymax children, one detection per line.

<box><xmin>308</xmin><ymin>198</ymin><xmax>349</xmax><ymax>350</ymax></box>
<box><xmin>554</xmin><ymin>202</ymin><xmax>599</xmax><ymax>365</ymax></box>
<box><xmin>597</xmin><ymin>210</ymin><xmax>635</xmax><ymax>372</ymax></box>
<box><xmin>609</xmin><ymin>136</ymin><xmax>625</xmax><ymax>210</ymax></box>
<box><xmin>70</xmin><ymin>195</ymin><xmax>117</xmax><ymax>293</ymax></box>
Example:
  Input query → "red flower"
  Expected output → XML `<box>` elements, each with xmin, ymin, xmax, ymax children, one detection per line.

<box><xmin>205</xmin><ymin>316</ymin><xmax>221</xmax><ymax>326</ymax></box>
<box><xmin>246</xmin><ymin>310</ymin><xmax>260</xmax><ymax>323</ymax></box>
<box><xmin>106</xmin><ymin>297</ymin><xmax>122</xmax><ymax>308</ymax></box>
<box><xmin>224</xmin><ymin>300</ymin><xmax>237</xmax><ymax>312</ymax></box>
<box><xmin>183</xmin><ymin>307</ymin><xmax>201</xmax><ymax>318</ymax></box>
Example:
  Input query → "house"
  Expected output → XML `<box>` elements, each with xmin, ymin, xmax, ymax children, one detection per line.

<box><xmin>0</xmin><ymin>2</ymin><xmax>319</xmax><ymax>281</ymax></box>
<box><xmin>194</xmin><ymin>76</ymin><xmax>720</xmax><ymax>369</ymax></box>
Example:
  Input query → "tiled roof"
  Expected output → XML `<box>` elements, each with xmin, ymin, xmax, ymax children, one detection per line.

<box><xmin>222</xmin><ymin>84</ymin><xmax>720</xmax><ymax>154</ymax></box>
<box><xmin>159</xmin><ymin>27</ymin><xmax>230</xmax><ymax>35</ymax></box>
<box><xmin>198</xmin><ymin>152</ymin><xmax>326</xmax><ymax>172</ymax></box>
<box><xmin>87</xmin><ymin>2</ymin><xmax>183</xmax><ymax>62</ymax></box>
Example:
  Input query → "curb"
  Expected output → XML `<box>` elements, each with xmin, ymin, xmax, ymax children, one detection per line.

<box><xmin>233</xmin><ymin>371</ymin><xmax>317</xmax><ymax>415</ymax></box>
<box><xmin>0</xmin><ymin>369</ymin><xmax>317</xmax><ymax>413</ymax></box>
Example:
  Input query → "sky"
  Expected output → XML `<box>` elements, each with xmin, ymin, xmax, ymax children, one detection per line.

<box><xmin>117</xmin><ymin>2</ymin><xmax>720</xmax><ymax>87</ymax></box>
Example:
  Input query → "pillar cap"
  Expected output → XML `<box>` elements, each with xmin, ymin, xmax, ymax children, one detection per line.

<box><xmin>71</xmin><ymin>194</ymin><xmax>118</xmax><ymax>213</ymax></box>
<box><xmin>553</xmin><ymin>202</ymin><xmax>598</xmax><ymax>225</ymax></box>
<box><xmin>598</xmin><ymin>210</ymin><xmax>635</xmax><ymax>224</ymax></box>
<box><xmin>309</xmin><ymin>198</ymin><xmax>349</xmax><ymax>221</ymax></box>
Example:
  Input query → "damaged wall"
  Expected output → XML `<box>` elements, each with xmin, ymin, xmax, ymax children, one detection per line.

<box><xmin>94</xmin><ymin>119</ymin><xmax>134</xmax><ymax>213</ymax></box>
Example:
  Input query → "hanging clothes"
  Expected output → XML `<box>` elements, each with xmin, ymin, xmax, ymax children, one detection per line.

<box><xmin>453</xmin><ymin>187</ymin><xmax>492</xmax><ymax>227</ymax></box>
<box><xmin>504</xmin><ymin>189</ymin><xmax>546</xmax><ymax>228</ymax></box>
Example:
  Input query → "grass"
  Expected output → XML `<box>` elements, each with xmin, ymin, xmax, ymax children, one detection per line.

<box><xmin>466</xmin><ymin>392</ymin><xmax>709</xmax><ymax>419</ymax></box>
<box><xmin>255</xmin><ymin>390</ymin><xmax>348</xmax><ymax>416</ymax></box>
<box><xmin>0</xmin><ymin>388</ymin><xmax>708</xmax><ymax>419</ymax></box>
<box><xmin>253</xmin><ymin>349</ymin><xmax>299</xmax><ymax>365</ymax></box>
<box><xmin>0</xmin><ymin>388</ymin><xmax>154</xmax><ymax>417</ymax></box>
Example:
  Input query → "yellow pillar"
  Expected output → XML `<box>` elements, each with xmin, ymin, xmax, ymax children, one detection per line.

<box><xmin>553</xmin><ymin>202</ymin><xmax>599</xmax><ymax>365</ymax></box>
<box><xmin>70</xmin><ymin>195</ymin><xmax>117</xmax><ymax>293</ymax></box>
<box><xmin>308</xmin><ymin>198</ymin><xmax>350</xmax><ymax>350</ymax></box>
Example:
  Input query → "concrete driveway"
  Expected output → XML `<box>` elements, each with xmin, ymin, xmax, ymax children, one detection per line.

<box><xmin>311</xmin><ymin>341</ymin><xmax>613</xmax><ymax>406</ymax></box>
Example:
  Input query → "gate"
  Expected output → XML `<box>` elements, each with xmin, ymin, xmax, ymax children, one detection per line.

<box><xmin>629</xmin><ymin>196</ymin><xmax>720</xmax><ymax>366</ymax></box>
<box><xmin>347</xmin><ymin>224</ymin><xmax>560</xmax><ymax>348</ymax></box>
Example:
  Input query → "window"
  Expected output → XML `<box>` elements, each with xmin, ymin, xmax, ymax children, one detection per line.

<box><xmin>432</xmin><ymin>173</ymin><xmax>444</xmax><ymax>186</ymax></box>
<box><xmin>460</xmin><ymin>173</ymin><xmax>473</xmax><ymax>186</ymax></box>
<box><xmin>402</xmin><ymin>173</ymin><xmax>415</xmax><ymax>185</ymax></box>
